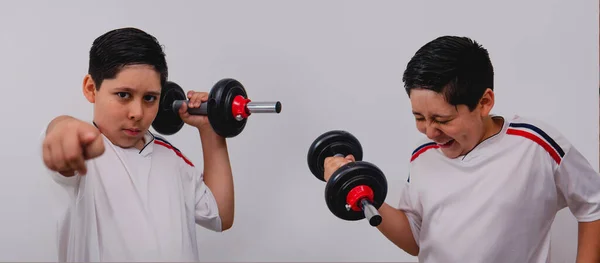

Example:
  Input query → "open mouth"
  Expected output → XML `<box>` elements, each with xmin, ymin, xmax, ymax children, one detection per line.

<box><xmin>437</xmin><ymin>139</ymin><xmax>455</xmax><ymax>148</ymax></box>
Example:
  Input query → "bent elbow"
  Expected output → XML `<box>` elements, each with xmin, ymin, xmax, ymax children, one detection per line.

<box><xmin>405</xmin><ymin>247</ymin><xmax>419</xmax><ymax>257</ymax></box>
<box><xmin>220</xmin><ymin>216</ymin><xmax>234</xmax><ymax>231</ymax></box>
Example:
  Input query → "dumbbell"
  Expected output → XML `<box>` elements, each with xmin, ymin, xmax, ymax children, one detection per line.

<box><xmin>152</xmin><ymin>78</ymin><xmax>282</xmax><ymax>138</ymax></box>
<box><xmin>307</xmin><ymin>130</ymin><xmax>387</xmax><ymax>227</ymax></box>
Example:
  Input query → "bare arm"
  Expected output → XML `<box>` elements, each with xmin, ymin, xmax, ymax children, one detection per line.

<box><xmin>377</xmin><ymin>203</ymin><xmax>419</xmax><ymax>256</ymax></box>
<box><xmin>323</xmin><ymin>155</ymin><xmax>420</xmax><ymax>256</ymax></box>
<box><xmin>576</xmin><ymin>220</ymin><xmax>600</xmax><ymax>263</ymax></box>
<box><xmin>198</xmin><ymin>127</ymin><xmax>234</xmax><ymax>231</ymax></box>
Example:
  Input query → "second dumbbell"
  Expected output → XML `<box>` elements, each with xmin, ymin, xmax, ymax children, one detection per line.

<box><xmin>307</xmin><ymin>130</ymin><xmax>388</xmax><ymax>227</ymax></box>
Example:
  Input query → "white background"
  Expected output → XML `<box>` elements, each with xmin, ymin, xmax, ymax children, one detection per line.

<box><xmin>0</xmin><ymin>0</ymin><xmax>597</xmax><ymax>262</ymax></box>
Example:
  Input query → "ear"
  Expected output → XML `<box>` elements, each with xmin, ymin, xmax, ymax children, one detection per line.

<box><xmin>82</xmin><ymin>74</ymin><xmax>97</xmax><ymax>103</ymax></box>
<box><xmin>478</xmin><ymin>88</ymin><xmax>495</xmax><ymax>117</ymax></box>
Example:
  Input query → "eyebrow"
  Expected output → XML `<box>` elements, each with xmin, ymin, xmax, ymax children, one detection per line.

<box><xmin>115</xmin><ymin>86</ymin><xmax>161</xmax><ymax>96</ymax></box>
<box><xmin>412</xmin><ymin>111</ymin><xmax>453</xmax><ymax>118</ymax></box>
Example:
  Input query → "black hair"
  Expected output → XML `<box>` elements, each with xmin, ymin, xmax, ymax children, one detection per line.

<box><xmin>402</xmin><ymin>36</ymin><xmax>494</xmax><ymax>111</ymax></box>
<box><xmin>88</xmin><ymin>27</ymin><xmax>168</xmax><ymax>89</ymax></box>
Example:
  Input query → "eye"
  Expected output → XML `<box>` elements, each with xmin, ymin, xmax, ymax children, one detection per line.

<box><xmin>434</xmin><ymin>119</ymin><xmax>451</xmax><ymax>125</ymax></box>
<box><xmin>116</xmin><ymin>92</ymin><xmax>130</xmax><ymax>99</ymax></box>
<box><xmin>144</xmin><ymin>95</ymin><xmax>157</xmax><ymax>102</ymax></box>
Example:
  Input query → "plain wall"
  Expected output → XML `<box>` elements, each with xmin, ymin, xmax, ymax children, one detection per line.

<box><xmin>0</xmin><ymin>0</ymin><xmax>597</xmax><ymax>262</ymax></box>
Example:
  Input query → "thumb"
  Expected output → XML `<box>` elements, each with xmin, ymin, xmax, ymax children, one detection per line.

<box><xmin>83</xmin><ymin>134</ymin><xmax>105</xmax><ymax>160</ymax></box>
<box><xmin>345</xmin><ymin>155</ymin><xmax>356</xmax><ymax>162</ymax></box>
<box><xmin>179</xmin><ymin>100</ymin><xmax>188</xmax><ymax>113</ymax></box>
<box><xmin>79</xmin><ymin>127</ymin><xmax>99</xmax><ymax>145</ymax></box>
<box><xmin>178</xmin><ymin>101</ymin><xmax>190</xmax><ymax>119</ymax></box>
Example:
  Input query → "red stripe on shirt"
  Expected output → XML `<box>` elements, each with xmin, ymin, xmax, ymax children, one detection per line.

<box><xmin>154</xmin><ymin>140</ymin><xmax>195</xmax><ymax>167</ymax></box>
<box><xmin>506</xmin><ymin>128</ymin><xmax>561</xmax><ymax>164</ymax></box>
<box><xmin>410</xmin><ymin>144</ymin><xmax>440</xmax><ymax>162</ymax></box>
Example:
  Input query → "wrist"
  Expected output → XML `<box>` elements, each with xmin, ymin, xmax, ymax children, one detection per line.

<box><xmin>198</xmin><ymin>126</ymin><xmax>225</xmax><ymax>141</ymax></box>
<box><xmin>59</xmin><ymin>170</ymin><xmax>76</xmax><ymax>177</ymax></box>
<box><xmin>197</xmin><ymin>125</ymin><xmax>214</xmax><ymax>135</ymax></box>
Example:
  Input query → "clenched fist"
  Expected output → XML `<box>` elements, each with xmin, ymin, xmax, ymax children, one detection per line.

<box><xmin>178</xmin><ymin>91</ymin><xmax>211</xmax><ymax>130</ymax></box>
<box><xmin>42</xmin><ymin>116</ymin><xmax>105</xmax><ymax>177</ymax></box>
<box><xmin>323</xmin><ymin>154</ymin><xmax>355</xmax><ymax>182</ymax></box>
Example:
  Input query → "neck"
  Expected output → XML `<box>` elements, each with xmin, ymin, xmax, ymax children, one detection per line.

<box><xmin>480</xmin><ymin>115</ymin><xmax>504</xmax><ymax>142</ymax></box>
<box><xmin>133</xmin><ymin>131</ymin><xmax>148</xmax><ymax>150</ymax></box>
<box><xmin>134</xmin><ymin>138</ymin><xmax>146</xmax><ymax>150</ymax></box>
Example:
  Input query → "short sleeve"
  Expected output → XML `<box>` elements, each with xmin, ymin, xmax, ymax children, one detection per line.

<box><xmin>555</xmin><ymin>145</ymin><xmax>600</xmax><ymax>222</ymax></box>
<box><xmin>396</xmin><ymin>138</ymin><xmax>433</xmax><ymax>246</ymax></box>
<box><xmin>396</xmin><ymin>174</ymin><xmax>423</xmax><ymax>246</ymax></box>
<box><xmin>194</xmin><ymin>171</ymin><xmax>222</xmax><ymax>232</ymax></box>
<box><xmin>509</xmin><ymin>115</ymin><xmax>600</xmax><ymax>222</ymax></box>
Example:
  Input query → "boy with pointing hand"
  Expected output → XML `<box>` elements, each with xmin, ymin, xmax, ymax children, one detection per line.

<box><xmin>40</xmin><ymin>27</ymin><xmax>235</xmax><ymax>262</ymax></box>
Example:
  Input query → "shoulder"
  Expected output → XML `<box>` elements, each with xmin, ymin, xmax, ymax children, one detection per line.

<box><xmin>504</xmin><ymin>115</ymin><xmax>571</xmax><ymax>164</ymax></box>
<box><xmin>409</xmin><ymin>137</ymin><xmax>439</xmax><ymax>162</ymax></box>
<box><xmin>405</xmin><ymin>137</ymin><xmax>438</xmax><ymax>183</ymax></box>
<box><xmin>151</xmin><ymin>133</ymin><xmax>195</xmax><ymax>167</ymax></box>
<box><xmin>152</xmin><ymin>133</ymin><xmax>178</xmax><ymax>150</ymax></box>
<box><xmin>506</xmin><ymin>115</ymin><xmax>565</xmax><ymax>139</ymax></box>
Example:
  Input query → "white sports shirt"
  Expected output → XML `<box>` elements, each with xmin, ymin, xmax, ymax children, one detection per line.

<box><xmin>40</xmin><ymin>127</ymin><xmax>222</xmax><ymax>262</ymax></box>
<box><xmin>397</xmin><ymin>115</ymin><xmax>600</xmax><ymax>263</ymax></box>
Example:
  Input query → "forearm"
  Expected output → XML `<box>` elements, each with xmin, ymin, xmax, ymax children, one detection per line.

<box><xmin>577</xmin><ymin>220</ymin><xmax>600</xmax><ymax>263</ymax></box>
<box><xmin>376</xmin><ymin>203</ymin><xmax>419</xmax><ymax>256</ymax></box>
<box><xmin>199</xmin><ymin>127</ymin><xmax>234</xmax><ymax>230</ymax></box>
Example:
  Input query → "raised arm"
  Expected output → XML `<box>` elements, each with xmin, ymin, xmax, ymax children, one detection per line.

<box><xmin>197</xmin><ymin>126</ymin><xmax>234</xmax><ymax>231</ymax></box>
<box><xmin>323</xmin><ymin>155</ymin><xmax>421</xmax><ymax>256</ymax></box>
<box><xmin>178</xmin><ymin>91</ymin><xmax>235</xmax><ymax>231</ymax></box>
<box><xmin>376</xmin><ymin>203</ymin><xmax>420</xmax><ymax>256</ymax></box>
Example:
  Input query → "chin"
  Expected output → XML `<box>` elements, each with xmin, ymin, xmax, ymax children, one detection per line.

<box><xmin>107</xmin><ymin>136</ymin><xmax>139</xmax><ymax>149</ymax></box>
<box><xmin>119</xmin><ymin>141</ymin><xmax>139</xmax><ymax>149</ymax></box>
<box><xmin>441</xmin><ymin>148</ymin><xmax>462</xmax><ymax>159</ymax></box>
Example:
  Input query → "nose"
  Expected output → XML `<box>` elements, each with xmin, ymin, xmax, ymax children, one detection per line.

<box><xmin>425</xmin><ymin>122</ymin><xmax>441</xmax><ymax>140</ymax></box>
<box><xmin>128</xmin><ymin>101</ymin><xmax>144</xmax><ymax>121</ymax></box>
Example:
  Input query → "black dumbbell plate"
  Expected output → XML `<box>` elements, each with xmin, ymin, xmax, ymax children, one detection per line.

<box><xmin>324</xmin><ymin>161</ymin><xmax>387</xmax><ymax>221</ymax></box>
<box><xmin>307</xmin><ymin>130</ymin><xmax>363</xmax><ymax>181</ymax></box>
<box><xmin>208</xmin><ymin>78</ymin><xmax>248</xmax><ymax>138</ymax></box>
<box><xmin>152</xmin><ymin>81</ymin><xmax>186</xmax><ymax>135</ymax></box>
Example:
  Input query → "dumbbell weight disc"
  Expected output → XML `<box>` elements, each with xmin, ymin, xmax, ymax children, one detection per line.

<box><xmin>208</xmin><ymin>78</ymin><xmax>249</xmax><ymax>138</ymax></box>
<box><xmin>152</xmin><ymin>81</ymin><xmax>186</xmax><ymax>135</ymax></box>
<box><xmin>307</xmin><ymin>130</ymin><xmax>364</xmax><ymax>182</ymax></box>
<box><xmin>324</xmin><ymin>161</ymin><xmax>387</xmax><ymax>221</ymax></box>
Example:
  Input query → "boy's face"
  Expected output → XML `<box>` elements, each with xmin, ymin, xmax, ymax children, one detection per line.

<box><xmin>83</xmin><ymin>64</ymin><xmax>162</xmax><ymax>150</ymax></box>
<box><xmin>409</xmin><ymin>88</ymin><xmax>494</xmax><ymax>159</ymax></box>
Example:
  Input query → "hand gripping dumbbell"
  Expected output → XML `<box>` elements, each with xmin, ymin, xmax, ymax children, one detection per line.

<box><xmin>152</xmin><ymin>78</ymin><xmax>282</xmax><ymax>138</ymax></box>
<box><xmin>307</xmin><ymin>130</ymin><xmax>388</xmax><ymax>227</ymax></box>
